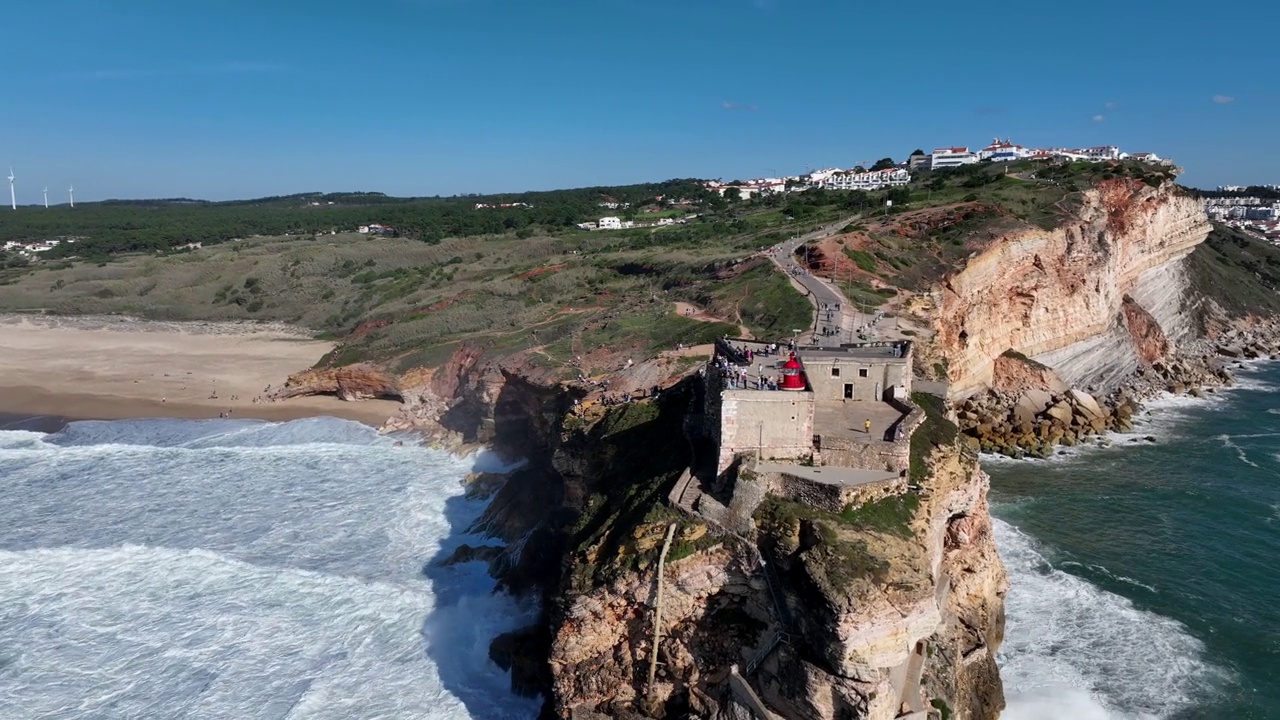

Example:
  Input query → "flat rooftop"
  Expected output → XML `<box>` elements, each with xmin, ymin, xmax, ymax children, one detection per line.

<box><xmin>814</xmin><ymin>400</ymin><xmax>906</xmax><ymax>443</ymax></box>
<box><xmin>756</xmin><ymin>462</ymin><xmax>899</xmax><ymax>487</ymax></box>
<box><xmin>798</xmin><ymin>344</ymin><xmax>909</xmax><ymax>361</ymax></box>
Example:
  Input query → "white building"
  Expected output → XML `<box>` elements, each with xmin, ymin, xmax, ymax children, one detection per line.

<box><xmin>978</xmin><ymin>138</ymin><xmax>1029</xmax><ymax>163</ymax></box>
<box><xmin>1083</xmin><ymin>145</ymin><xmax>1121</xmax><ymax>161</ymax></box>
<box><xmin>1219</xmin><ymin>185</ymin><xmax>1248</xmax><ymax>192</ymax></box>
<box><xmin>806</xmin><ymin>168</ymin><xmax>843</xmax><ymax>185</ymax></box>
<box><xmin>823</xmin><ymin>168</ymin><xmax>911</xmax><ymax>190</ymax></box>
<box><xmin>598</xmin><ymin>216</ymin><xmax>622</xmax><ymax>230</ymax></box>
<box><xmin>930</xmin><ymin>147</ymin><xmax>980</xmax><ymax>169</ymax></box>
<box><xmin>1126</xmin><ymin>152</ymin><xmax>1169</xmax><ymax>165</ymax></box>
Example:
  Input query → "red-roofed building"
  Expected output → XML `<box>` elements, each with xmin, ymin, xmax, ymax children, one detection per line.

<box><xmin>979</xmin><ymin>138</ymin><xmax>1029</xmax><ymax>163</ymax></box>
<box><xmin>930</xmin><ymin>147</ymin><xmax>979</xmax><ymax>169</ymax></box>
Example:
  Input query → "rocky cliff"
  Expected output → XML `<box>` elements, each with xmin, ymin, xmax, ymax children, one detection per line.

<box><xmin>393</xmin><ymin>356</ymin><xmax>1009</xmax><ymax>719</ymax></box>
<box><xmin>924</xmin><ymin>179</ymin><xmax>1211</xmax><ymax>398</ymax></box>
<box><xmin>512</xmin><ymin>406</ymin><xmax>1007</xmax><ymax>720</ymax></box>
<box><xmin>274</xmin><ymin>363</ymin><xmax>403</xmax><ymax>402</ymax></box>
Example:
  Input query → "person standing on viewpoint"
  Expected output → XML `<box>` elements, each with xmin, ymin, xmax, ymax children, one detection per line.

<box><xmin>865</xmin><ymin>418</ymin><xmax>872</xmax><ymax>435</ymax></box>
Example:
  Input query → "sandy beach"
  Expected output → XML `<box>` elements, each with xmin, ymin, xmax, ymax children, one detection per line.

<box><xmin>0</xmin><ymin>315</ymin><xmax>400</xmax><ymax>426</ymax></box>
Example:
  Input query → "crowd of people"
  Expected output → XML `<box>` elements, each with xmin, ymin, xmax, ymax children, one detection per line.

<box><xmin>711</xmin><ymin>338</ymin><xmax>796</xmax><ymax>392</ymax></box>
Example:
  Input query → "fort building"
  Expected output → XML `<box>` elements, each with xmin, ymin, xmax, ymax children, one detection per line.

<box><xmin>703</xmin><ymin>339</ymin><xmax>916</xmax><ymax>476</ymax></box>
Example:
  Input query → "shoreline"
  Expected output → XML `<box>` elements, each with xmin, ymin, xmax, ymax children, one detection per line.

<box><xmin>0</xmin><ymin>387</ymin><xmax>397</xmax><ymax>429</ymax></box>
<box><xmin>0</xmin><ymin>314</ymin><xmax>400</xmax><ymax>429</ymax></box>
<box><xmin>978</xmin><ymin>356</ymin><xmax>1274</xmax><ymax>465</ymax></box>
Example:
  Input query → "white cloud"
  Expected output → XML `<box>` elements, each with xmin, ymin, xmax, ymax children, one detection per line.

<box><xmin>1092</xmin><ymin>114</ymin><xmax>1106</xmax><ymax>123</ymax></box>
<box><xmin>1213</xmin><ymin>94</ymin><xmax>1234</xmax><ymax>105</ymax></box>
<box><xmin>1104</xmin><ymin>101</ymin><xmax>1117</xmax><ymax>110</ymax></box>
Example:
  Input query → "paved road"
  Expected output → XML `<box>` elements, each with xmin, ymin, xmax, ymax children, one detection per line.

<box><xmin>763</xmin><ymin>218</ymin><xmax>881</xmax><ymax>344</ymax></box>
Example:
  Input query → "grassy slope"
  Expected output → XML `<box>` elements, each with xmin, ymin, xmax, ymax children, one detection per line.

<box><xmin>0</xmin><ymin>212</ymin><xmax>812</xmax><ymax>372</ymax></box>
<box><xmin>0</xmin><ymin>162</ymin><xmax>1190</xmax><ymax>374</ymax></box>
<box><xmin>1186</xmin><ymin>223</ymin><xmax>1280</xmax><ymax>319</ymax></box>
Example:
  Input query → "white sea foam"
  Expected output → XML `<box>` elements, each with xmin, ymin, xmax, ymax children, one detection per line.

<box><xmin>0</xmin><ymin>418</ymin><xmax>541</xmax><ymax>720</ymax></box>
<box><xmin>1217</xmin><ymin>433</ymin><xmax>1262</xmax><ymax>468</ymax></box>
<box><xmin>995</xmin><ymin>518</ymin><xmax>1227</xmax><ymax>720</ymax></box>
<box><xmin>1221</xmin><ymin>371</ymin><xmax>1279</xmax><ymax>393</ymax></box>
<box><xmin>978</xmin><ymin>390</ymin><xmax>1217</xmax><ymax>467</ymax></box>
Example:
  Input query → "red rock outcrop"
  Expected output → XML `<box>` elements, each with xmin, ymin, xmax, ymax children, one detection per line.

<box><xmin>1120</xmin><ymin>294</ymin><xmax>1171</xmax><ymax>364</ymax></box>
<box><xmin>988</xmin><ymin>353</ymin><xmax>1068</xmax><ymax>396</ymax></box>
<box><xmin>274</xmin><ymin>364</ymin><xmax>402</xmax><ymax>402</ymax></box>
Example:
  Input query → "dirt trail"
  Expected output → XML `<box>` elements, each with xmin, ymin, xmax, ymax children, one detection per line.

<box><xmin>674</xmin><ymin>302</ymin><xmax>751</xmax><ymax>338</ymax></box>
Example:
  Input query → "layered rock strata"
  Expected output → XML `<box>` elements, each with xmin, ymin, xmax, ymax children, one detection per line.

<box><xmin>929</xmin><ymin>179</ymin><xmax>1210</xmax><ymax>399</ymax></box>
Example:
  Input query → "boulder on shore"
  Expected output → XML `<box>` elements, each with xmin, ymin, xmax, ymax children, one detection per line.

<box><xmin>1043</xmin><ymin>402</ymin><xmax>1074</xmax><ymax>425</ymax></box>
<box><xmin>1068</xmin><ymin>389</ymin><xmax>1105</xmax><ymax>419</ymax></box>
<box><xmin>1013</xmin><ymin>389</ymin><xmax>1053</xmax><ymax>424</ymax></box>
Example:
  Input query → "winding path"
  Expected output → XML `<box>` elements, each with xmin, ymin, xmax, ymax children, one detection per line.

<box><xmin>763</xmin><ymin>218</ymin><xmax>878</xmax><ymax>344</ymax></box>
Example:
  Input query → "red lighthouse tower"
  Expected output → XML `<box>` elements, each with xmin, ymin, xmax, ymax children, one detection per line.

<box><xmin>779</xmin><ymin>353</ymin><xmax>807</xmax><ymax>391</ymax></box>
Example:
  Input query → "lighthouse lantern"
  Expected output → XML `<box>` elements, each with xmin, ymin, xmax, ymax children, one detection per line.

<box><xmin>780</xmin><ymin>353</ymin><xmax>807</xmax><ymax>391</ymax></box>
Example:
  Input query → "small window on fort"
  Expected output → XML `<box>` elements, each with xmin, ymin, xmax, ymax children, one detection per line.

<box><xmin>859</xmin><ymin>368</ymin><xmax>869</xmax><ymax>378</ymax></box>
<box><xmin>831</xmin><ymin>368</ymin><xmax>840</xmax><ymax>377</ymax></box>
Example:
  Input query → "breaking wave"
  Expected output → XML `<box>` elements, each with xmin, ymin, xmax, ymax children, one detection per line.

<box><xmin>995</xmin><ymin>519</ymin><xmax>1227</xmax><ymax>720</ymax></box>
<box><xmin>0</xmin><ymin>417</ymin><xmax>540</xmax><ymax>719</ymax></box>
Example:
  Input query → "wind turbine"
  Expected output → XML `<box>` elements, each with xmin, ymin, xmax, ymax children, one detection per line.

<box><xmin>68</xmin><ymin>184</ymin><xmax>75</xmax><ymax>208</ymax></box>
<box><xmin>7</xmin><ymin>168</ymin><xmax>14</xmax><ymax>210</ymax></box>
<box><xmin>43</xmin><ymin>186</ymin><xmax>48</xmax><ymax>209</ymax></box>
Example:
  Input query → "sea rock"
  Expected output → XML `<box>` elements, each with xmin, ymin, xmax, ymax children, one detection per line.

<box><xmin>438</xmin><ymin>543</ymin><xmax>504</xmax><ymax>567</ymax></box>
<box><xmin>1068</xmin><ymin>389</ymin><xmax>1106</xmax><ymax>419</ymax></box>
<box><xmin>1013</xmin><ymin>390</ymin><xmax>1053</xmax><ymax>424</ymax></box>
<box><xmin>276</xmin><ymin>364</ymin><xmax>403</xmax><ymax>402</ymax></box>
<box><xmin>1043</xmin><ymin>402</ymin><xmax>1074</xmax><ymax>424</ymax></box>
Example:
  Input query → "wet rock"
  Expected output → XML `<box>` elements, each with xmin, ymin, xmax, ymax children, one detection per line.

<box><xmin>438</xmin><ymin>543</ymin><xmax>505</xmax><ymax>567</ymax></box>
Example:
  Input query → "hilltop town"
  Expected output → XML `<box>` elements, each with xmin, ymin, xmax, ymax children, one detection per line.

<box><xmin>700</xmin><ymin>138</ymin><xmax>1171</xmax><ymax>201</ymax></box>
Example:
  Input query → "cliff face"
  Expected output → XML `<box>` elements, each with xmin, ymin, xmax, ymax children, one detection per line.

<box><xmin>538</xmin><ymin>430</ymin><xmax>1006</xmax><ymax>719</ymax></box>
<box><xmin>276</xmin><ymin>364</ymin><xmax>403</xmax><ymax>401</ymax></box>
<box><xmin>928</xmin><ymin>180</ymin><xmax>1210</xmax><ymax>398</ymax></box>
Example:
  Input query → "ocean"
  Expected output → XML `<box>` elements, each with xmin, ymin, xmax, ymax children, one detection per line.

<box><xmin>3</xmin><ymin>372</ymin><xmax>1276</xmax><ymax>720</ymax></box>
<box><xmin>991</xmin><ymin>363</ymin><xmax>1280</xmax><ymax>720</ymax></box>
<box><xmin>0</xmin><ymin>416</ymin><xmax>541</xmax><ymax>720</ymax></box>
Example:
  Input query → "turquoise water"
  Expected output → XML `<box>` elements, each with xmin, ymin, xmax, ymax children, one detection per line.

<box><xmin>989</xmin><ymin>363</ymin><xmax>1280</xmax><ymax>719</ymax></box>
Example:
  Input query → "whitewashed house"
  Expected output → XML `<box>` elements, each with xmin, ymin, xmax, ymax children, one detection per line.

<box><xmin>930</xmin><ymin>147</ymin><xmax>980</xmax><ymax>169</ymax></box>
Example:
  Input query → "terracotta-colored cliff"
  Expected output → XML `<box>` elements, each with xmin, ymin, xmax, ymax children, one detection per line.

<box><xmin>923</xmin><ymin>180</ymin><xmax>1210</xmax><ymax>398</ymax></box>
<box><xmin>274</xmin><ymin>364</ymin><xmax>402</xmax><ymax>402</ymax></box>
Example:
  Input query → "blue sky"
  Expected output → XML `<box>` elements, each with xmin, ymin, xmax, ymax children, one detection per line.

<box><xmin>2</xmin><ymin>0</ymin><xmax>1275</xmax><ymax>201</ymax></box>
